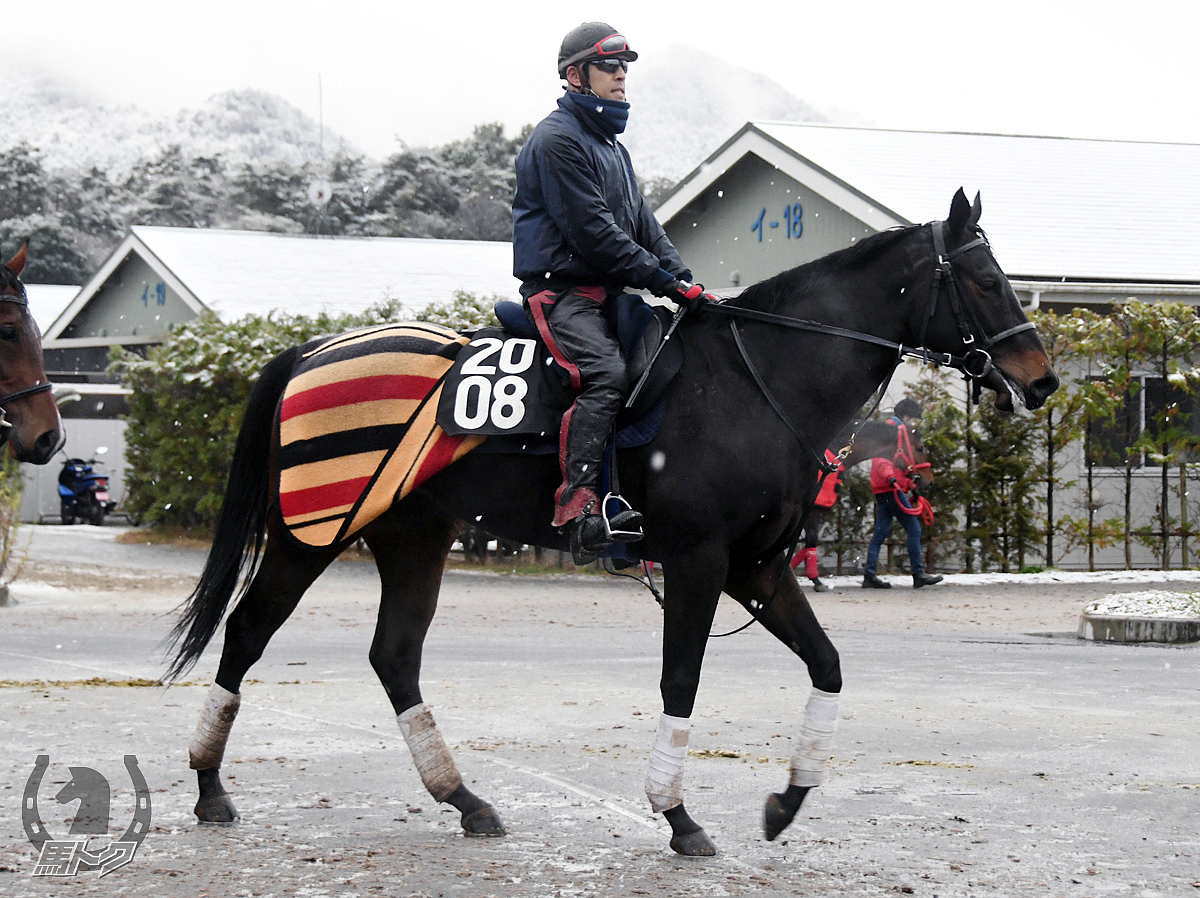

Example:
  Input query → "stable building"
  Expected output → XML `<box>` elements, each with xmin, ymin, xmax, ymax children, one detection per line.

<box><xmin>25</xmin><ymin>228</ymin><xmax>519</xmax><ymax>522</ymax></box>
<box><xmin>657</xmin><ymin>121</ymin><xmax>1200</xmax><ymax>307</ymax></box>
<box><xmin>656</xmin><ymin>122</ymin><xmax>1200</xmax><ymax>569</ymax></box>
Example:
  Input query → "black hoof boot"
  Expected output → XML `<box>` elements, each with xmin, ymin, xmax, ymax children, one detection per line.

<box><xmin>194</xmin><ymin>768</ymin><xmax>240</xmax><ymax>824</ymax></box>
<box><xmin>763</xmin><ymin>784</ymin><xmax>811</xmax><ymax>841</ymax></box>
<box><xmin>664</xmin><ymin>804</ymin><xmax>717</xmax><ymax>857</ymax></box>
<box><xmin>447</xmin><ymin>784</ymin><xmax>506</xmax><ymax>837</ymax></box>
<box><xmin>462</xmin><ymin>805</ymin><xmax>506</xmax><ymax>837</ymax></box>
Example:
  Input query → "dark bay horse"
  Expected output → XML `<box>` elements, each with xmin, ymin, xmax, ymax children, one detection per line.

<box><xmin>0</xmin><ymin>245</ymin><xmax>63</xmax><ymax>464</ymax></box>
<box><xmin>168</xmin><ymin>190</ymin><xmax>1058</xmax><ymax>856</ymax></box>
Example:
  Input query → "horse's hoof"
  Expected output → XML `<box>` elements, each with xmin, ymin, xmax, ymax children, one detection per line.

<box><xmin>462</xmin><ymin>805</ymin><xmax>506</xmax><ymax>837</ymax></box>
<box><xmin>763</xmin><ymin>792</ymin><xmax>794</xmax><ymax>841</ymax></box>
<box><xmin>194</xmin><ymin>792</ymin><xmax>240</xmax><ymax>824</ymax></box>
<box><xmin>670</xmin><ymin>828</ymin><xmax>717</xmax><ymax>857</ymax></box>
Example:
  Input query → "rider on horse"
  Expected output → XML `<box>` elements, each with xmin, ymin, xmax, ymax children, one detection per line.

<box><xmin>513</xmin><ymin>22</ymin><xmax>709</xmax><ymax>564</ymax></box>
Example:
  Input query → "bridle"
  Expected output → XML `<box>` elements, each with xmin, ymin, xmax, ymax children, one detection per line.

<box><xmin>923</xmin><ymin>221</ymin><xmax>1035</xmax><ymax>382</ymax></box>
<box><xmin>0</xmin><ymin>289</ymin><xmax>54</xmax><ymax>437</ymax></box>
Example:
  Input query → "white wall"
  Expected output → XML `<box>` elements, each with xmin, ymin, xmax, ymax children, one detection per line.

<box><xmin>20</xmin><ymin>419</ymin><xmax>128</xmax><ymax>523</ymax></box>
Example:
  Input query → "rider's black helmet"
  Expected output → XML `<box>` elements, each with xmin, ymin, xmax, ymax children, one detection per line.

<box><xmin>558</xmin><ymin>22</ymin><xmax>638</xmax><ymax>79</ymax></box>
<box><xmin>894</xmin><ymin>398</ymin><xmax>923</xmax><ymax>420</ymax></box>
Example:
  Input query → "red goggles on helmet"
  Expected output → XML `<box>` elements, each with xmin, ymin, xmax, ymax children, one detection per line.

<box><xmin>592</xmin><ymin>33</ymin><xmax>631</xmax><ymax>56</ymax></box>
<box><xmin>562</xmin><ymin>33</ymin><xmax>635</xmax><ymax>72</ymax></box>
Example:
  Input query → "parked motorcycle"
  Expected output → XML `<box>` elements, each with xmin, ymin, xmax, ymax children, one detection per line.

<box><xmin>58</xmin><ymin>447</ymin><xmax>117</xmax><ymax>526</ymax></box>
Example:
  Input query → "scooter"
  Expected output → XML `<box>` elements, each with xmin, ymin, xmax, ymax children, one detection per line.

<box><xmin>58</xmin><ymin>446</ymin><xmax>117</xmax><ymax>526</ymax></box>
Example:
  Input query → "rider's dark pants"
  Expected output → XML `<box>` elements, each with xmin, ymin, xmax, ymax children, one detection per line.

<box><xmin>865</xmin><ymin>492</ymin><xmax>924</xmax><ymax>576</ymax></box>
<box><xmin>526</xmin><ymin>286</ymin><xmax>628</xmax><ymax>527</ymax></box>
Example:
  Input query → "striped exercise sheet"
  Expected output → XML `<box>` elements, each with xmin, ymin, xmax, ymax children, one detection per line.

<box><xmin>276</xmin><ymin>322</ymin><xmax>484</xmax><ymax>548</ymax></box>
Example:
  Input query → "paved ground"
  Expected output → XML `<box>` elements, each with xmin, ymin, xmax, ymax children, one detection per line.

<box><xmin>0</xmin><ymin>524</ymin><xmax>1198</xmax><ymax>896</ymax></box>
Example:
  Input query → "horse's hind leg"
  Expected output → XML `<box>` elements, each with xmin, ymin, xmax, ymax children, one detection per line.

<box><xmin>362</xmin><ymin>499</ymin><xmax>505</xmax><ymax>838</ymax></box>
<box><xmin>724</xmin><ymin>555</ymin><xmax>842</xmax><ymax>842</ymax></box>
<box><xmin>191</xmin><ymin>528</ymin><xmax>341</xmax><ymax>823</ymax></box>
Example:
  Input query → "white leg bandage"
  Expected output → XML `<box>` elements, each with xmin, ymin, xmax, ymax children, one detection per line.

<box><xmin>789</xmin><ymin>688</ymin><xmax>840</xmax><ymax>787</ymax></box>
<box><xmin>645</xmin><ymin>713</ymin><xmax>690</xmax><ymax>813</ymax></box>
<box><xmin>189</xmin><ymin>683</ymin><xmax>241</xmax><ymax>770</ymax></box>
<box><xmin>397</xmin><ymin>703</ymin><xmax>462</xmax><ymax>802</ymax></box>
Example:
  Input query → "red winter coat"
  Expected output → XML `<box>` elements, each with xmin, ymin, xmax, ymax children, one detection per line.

<box><xmin>814</xmin><ymin>450</ymin><xmax>843</xmax><ymax>508</ymax></box>
<box><xmin>870</xmin><ymin>456</ymin><xmax>914</xmax><ymax>494</ymax></box>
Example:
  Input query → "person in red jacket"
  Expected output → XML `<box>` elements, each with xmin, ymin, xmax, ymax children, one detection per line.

<box><xmin>790</xmin><ymin>450</ymin><xmax>842</xmax><ymax>592</ymax></box>
<box><xmin>863</xmin><ymin>399</ymin><xmax>943</xmax><ymax>589</ymax></box>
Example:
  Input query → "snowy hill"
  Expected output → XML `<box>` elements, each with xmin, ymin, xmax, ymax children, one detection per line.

<box><xmin>0</xmin><ymin>47</ymin><xmax>855</xmax><ymax>183</ymax></box>
<box><xmin>0</xmin><ymin>68</ymin><xmax>351</xmax><ymax>174</ymax></box>
<box><xmin>622</xmin><ymin>46</ymin><xmax>854</xmax><ymax>182</ymax></box>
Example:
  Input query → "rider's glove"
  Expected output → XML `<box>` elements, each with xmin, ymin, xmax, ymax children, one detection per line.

<box><xmin>656</xmin><ymin>276</ymin><xmax>711</xmax><ymax>309</ymax></box>
<box><xmin>670</xmin><ymin>280</ymin><xmax>706</xmax><ymax>308</ymax></box>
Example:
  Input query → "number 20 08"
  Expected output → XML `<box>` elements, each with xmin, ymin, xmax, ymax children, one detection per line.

<box><xmin>452</xmin><ymin>338</ymin><xmax>537</xmax><ymax>430</ymax></box>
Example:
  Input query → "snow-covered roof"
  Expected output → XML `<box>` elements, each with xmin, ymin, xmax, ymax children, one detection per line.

<box><xmin>658</xmin><ymin>122</ymin><xmax>1200</xmax><ymax>283</ymax></box>
<box><xmin>133</xmin><ymin>226</ymin><xmax>519</xmax><ymax>319</ymax></box>
<box><xmin>46</xmin><ymin>227</ymin><xmax>519</xmax><ymax>340</ymax></box>
<box><xmin>24</xmin><ymin>284</ymin><xmax>80</xmax><ymax>333</ymax></box>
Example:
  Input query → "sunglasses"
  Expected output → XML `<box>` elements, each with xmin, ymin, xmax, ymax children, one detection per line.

<box><xmin>589</xmin><ymin>58</ymin><xmax>628</xmax><ymax>73</ymax></box>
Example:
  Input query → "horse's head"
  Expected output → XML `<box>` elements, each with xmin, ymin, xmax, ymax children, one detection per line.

<box><xmin>55</xmin><ymin>766</ymin><xmax>111</xmax><ymax>836</ymax></box>
<box><xmin>0</xmin><ymin>245</ymin><xmax>64</xmax><ymax>464</ymax></box>
<box><xmin>839</xmin><ymin>417</ymin><xmax>933</xmax><ymax>488</ymax></box>
<box><xmin>919</xmin><ymin>190</ymin><xmax>1059</xmax><ymax>412</ymax></box>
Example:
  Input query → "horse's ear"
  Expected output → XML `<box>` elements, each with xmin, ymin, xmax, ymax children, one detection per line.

<box><xmin>5</xmin><ymin>243</ymin><xmax>27</xmax><ymax>277</ymax></box>
<box><xmin>947</xmin><ymin>188</ymin><xmax>971</xmax><ymax>234</ymax></box>
<box><xmin>969</xmin><ymin>191</ymin><xmax>982</xmax><ymax>229</ymax></box>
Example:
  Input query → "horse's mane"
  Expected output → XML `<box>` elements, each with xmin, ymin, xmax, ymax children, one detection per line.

<box><xmin>729</xmin><ymin>224</ymin><xmax>922</xmax><ymax>313</ymax></box>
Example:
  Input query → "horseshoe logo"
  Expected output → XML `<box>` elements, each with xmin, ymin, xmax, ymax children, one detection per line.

<box><xmin>22</xmin><ymin>755</ymin><xmax>153</xmax><ymax>872</ymax></box>
<box><xmin>22</xmin><ymin>754</ymin><xmax>51</xmax><ymax>852</ymax></box>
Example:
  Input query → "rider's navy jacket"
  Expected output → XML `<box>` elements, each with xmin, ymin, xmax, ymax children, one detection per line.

<box><xmin>513</xmin><ymin>94</ymin><xmax>691</xmax><ymax>298</ymax></box>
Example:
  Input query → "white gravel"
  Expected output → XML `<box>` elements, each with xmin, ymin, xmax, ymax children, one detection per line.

<box><xmin>1086</xmin><ymin>589</ymin><xmax>1200</xmax><ymax>618</ymax></box>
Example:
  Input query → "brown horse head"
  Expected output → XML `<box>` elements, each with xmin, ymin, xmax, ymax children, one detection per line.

<box><xmin>838</xmin><ymin>416</ymin><xmax>933</xmax><ymax>488</ymax></box>
<box><xmin>0</xmin><ymin>245</ymin><xmax>64</xmax><ymax>464</ymax></box>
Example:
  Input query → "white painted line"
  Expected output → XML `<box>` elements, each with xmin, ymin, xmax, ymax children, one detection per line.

<box><xmin>0</xmin><ymin>649</ymin><xmax>145</xmax><ymax>680</ymax></box>
<box><xmin>480</xmin><ymin>754</ymin><xmax>663</xmax><ymax>832</ymax></box>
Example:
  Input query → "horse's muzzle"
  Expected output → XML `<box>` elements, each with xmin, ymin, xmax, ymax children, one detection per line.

<box><xmin>11</xmin><ymin>426</ymin><xmax>65</xmax><ymax>465</ymax></box>
<box><xmin>1024</xmin><ymin>371</ymin><xmax>1060</xmax><ymax>411</ymax></box>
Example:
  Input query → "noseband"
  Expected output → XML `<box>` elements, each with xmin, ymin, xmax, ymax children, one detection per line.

<box><xmin>0</xmin><ymin>290</ymin><xmax>54</xmax><ymax>435</ymax></box>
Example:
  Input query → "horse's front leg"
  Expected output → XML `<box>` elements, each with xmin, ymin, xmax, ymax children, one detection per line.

<box><xmin>650</xmin><ymin>550</ymin><xmax>728</xmax><ymax>857</ymax></box>
<box><xmin>724</xmin><ymin>554</ymin><xmax>842</xmax><ymax>842</ymax></box>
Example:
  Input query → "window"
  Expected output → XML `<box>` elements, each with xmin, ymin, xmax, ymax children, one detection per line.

<box><xmin>1088</xmin><ymin>375</ymin><xmax>1200</xmax><ymax>467</ymax></box>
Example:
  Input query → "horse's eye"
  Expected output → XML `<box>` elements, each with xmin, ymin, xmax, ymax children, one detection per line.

<box><xmin>0</xmin><ymin>326</ymin><xmax>20</xmax><ymax>343</ymax></box>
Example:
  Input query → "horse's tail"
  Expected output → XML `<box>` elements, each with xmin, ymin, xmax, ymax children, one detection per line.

<box><xmin>164</xmin><ymin>346</ymin><xmax>298</xmax><ymax>682</ymax></box>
